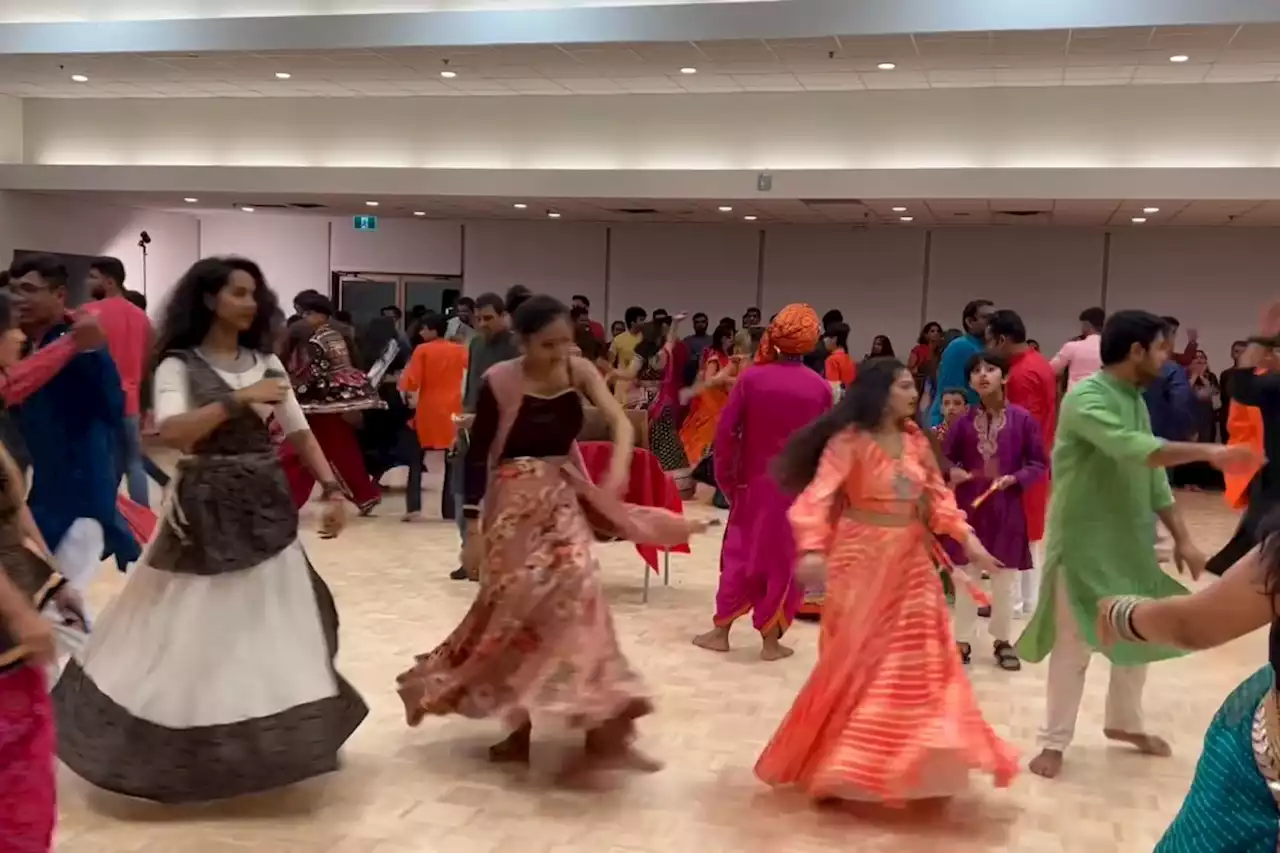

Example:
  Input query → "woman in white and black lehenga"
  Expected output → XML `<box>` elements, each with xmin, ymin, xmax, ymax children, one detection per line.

<box><xmin>53</xmin><ymin>256</ymin><xmax>367</xmax><ymax>803</ymax></box>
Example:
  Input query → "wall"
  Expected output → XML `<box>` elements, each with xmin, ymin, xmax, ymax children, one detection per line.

<box><xmin>0</xmin><ymin>191</ymin><xmax>1267</xmax><ymax>366</ymax></box>
<box><xmin>0</xmin><ymin>190</ymin><xmax>199</xmax><ymax>312</ymax></box>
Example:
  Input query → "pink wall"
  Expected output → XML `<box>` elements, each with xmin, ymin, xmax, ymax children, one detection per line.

<box><xmin>0</xmin><ymin>191</ymin><xmax>1268</xmax><ymax>370</ymax></box>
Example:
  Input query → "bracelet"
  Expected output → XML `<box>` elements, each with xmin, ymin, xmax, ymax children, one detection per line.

<box><xmin>318</xmin><ymin>481</ymin><xmax>344</xmax><ymax>500</ymax></box>
<box><xmin>1107</xmin><ymin>595</ymin><xmax>1149</xmax><ymax>643</ymax></box>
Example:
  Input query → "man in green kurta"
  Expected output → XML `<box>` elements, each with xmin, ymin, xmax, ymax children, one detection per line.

<box><xmin>1016</xmin><ymin>310</ymin><xmax>1251</xmax><ymax>780</ymax></box>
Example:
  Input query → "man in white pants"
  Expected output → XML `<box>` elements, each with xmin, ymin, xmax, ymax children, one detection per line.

<box><xmin>1015</xmin><ymin>310</ymin><xmax>1250</xmax><ymax>779</ymax></box>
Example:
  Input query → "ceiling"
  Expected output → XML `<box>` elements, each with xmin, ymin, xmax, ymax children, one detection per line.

<box><xmin>36</xmin><ymin>192</ymin><xmax>1280</xmax><ymax>226</ymax></box>
<box><xmin>6</xmin><ymin>24</ymin><xmax>1280</xmax><ymax>98</ymax></box>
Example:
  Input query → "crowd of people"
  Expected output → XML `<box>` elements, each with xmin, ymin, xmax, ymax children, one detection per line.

<box><xmin>0</xmin><ymin>249</ymin><xmax>1275</xmax><ymax>851</ymax></box>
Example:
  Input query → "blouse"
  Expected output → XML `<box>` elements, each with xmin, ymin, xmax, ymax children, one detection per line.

<box><xmin>153</xmin><ymin>352</ymin><xmax>309</xmax><ymax>435</ymax></box>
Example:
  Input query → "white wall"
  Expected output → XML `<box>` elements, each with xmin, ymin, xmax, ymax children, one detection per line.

<box><xmin>0</xmin><ymin>190</ymin><xmax>198</xmax><ymax>312</ymax></box>
<box><xmin>330</xmin><ymin>217</ymin><xmax>461</xmax><ymax>275</ymax></box>
<box><xmin>0</xmin><ymin>189</ymin><xmax>1268</xmax><ymax>370</ymax></box>
<box><xmin>0</xmin><ymin>96</ymin><xmax>20</xmax><ymax>164</ymax></box>
<box><xmin>22</xmin><ymin>85</ymin><xmax>1280</xmax><ymax>172</ymax></box>
<box><xmin>196</xmin><ymin>212</ymin><xmax>329</xmax><ymax>311</ymax></box>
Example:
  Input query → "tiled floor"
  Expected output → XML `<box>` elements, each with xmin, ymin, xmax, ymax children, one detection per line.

<box><xmin>55</xmin><ymin>472</ymin><xmax>1256</xmax><ymax>853</ymax></box>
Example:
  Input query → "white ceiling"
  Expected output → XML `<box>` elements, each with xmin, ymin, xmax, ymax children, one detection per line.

<box><xmin>35</xmin><ymin>191</ymin><xmax>1280</xmax><ymax>226</ymax></box>
<box><xmin>6</xmin><ymin>24</ymin><xmax>1280</xmax><ymax>98</ymax></box>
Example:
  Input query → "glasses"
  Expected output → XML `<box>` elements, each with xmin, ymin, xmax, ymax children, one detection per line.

<box><xmin>5</xmin><ymin>279</ymin><xmax>50</xmax><ymax>296</ymax></box>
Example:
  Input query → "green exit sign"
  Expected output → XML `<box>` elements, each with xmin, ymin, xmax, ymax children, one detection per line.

<box><xmin>353</xmin><ymin>215</ymin><xmax>378</xmax><ymax>231</ymax></box>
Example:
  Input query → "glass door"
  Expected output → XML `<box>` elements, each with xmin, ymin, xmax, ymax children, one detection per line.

<box><xmin>337</xmin><ymin>275</ymin><xmax>398</xmax><ymax>331</ymax></box>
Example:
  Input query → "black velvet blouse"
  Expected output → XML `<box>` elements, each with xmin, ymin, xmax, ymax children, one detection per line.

<box><xmin>462</xmin><ymin>380</ymin><xmax>585</xmax><ymax>516</ymax></box>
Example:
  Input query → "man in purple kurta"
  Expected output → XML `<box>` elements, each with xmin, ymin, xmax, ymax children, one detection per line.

<box><xmin>943</xmin><ymin>350</ymin><xmax>1048</xmax><ymax>672</ymax></box>
<box><xmin>692</xmin><ymin>304</ymin><xmax>831</xmax><ymax>662</ymax></box>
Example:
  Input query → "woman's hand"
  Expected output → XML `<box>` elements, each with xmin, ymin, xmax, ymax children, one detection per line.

<box><xmin>11</xmin><ymin>608</ymin><xmax>55</xmax><ymax>666</ymax></box>
<box><xmin>948</xmin><ymin>467</ymin><xmax>972</xmax><ymax>486</ymax></box>
<box><xmin>796</xmin><ymin>552</ymin><xmax>827</xmax><ymax>589</ymax></box>
<box><xmin>318</xmin><ymin>495</ymin><xmax>347</xmax><ymax>539</ymax></box>
<box><xmin>234</xmin><ymin>377</ymin><xmax>290</xmax><ymax>407</ymax></box>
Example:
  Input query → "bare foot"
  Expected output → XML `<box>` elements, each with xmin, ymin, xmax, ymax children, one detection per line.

<box><xmin>692</xmin><ymin>629</ymin><xmax>730</xmax><ymax>653</ymax></box>
<box><xmin>488</xmin><ymin>728</ymin><xmax>531</xmax><ymax>764</ymax></box>
<box><xmin>761</xmin><ymin>643</ymin><xmax>795</xmax><ymax>662</ymax></box>
<box><xmin>1028</xmin><ymin>749</ymin><xmax>1064</xmax><ymax>779</ymax></box>
<box><xmin>1104</xmin><ymin>729</ymin><xmax>1172</xmax><ymax>757</ymax></box>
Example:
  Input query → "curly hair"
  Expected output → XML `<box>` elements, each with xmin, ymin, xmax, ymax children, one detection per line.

<box><xmin>152</xmin><ymin>256</ymin><xmax>281</xmax><ymax>364</ymax></box>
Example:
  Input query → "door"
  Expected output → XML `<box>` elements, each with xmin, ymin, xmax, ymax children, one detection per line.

<box><xmin>337</xmin><ymin>275</ymin><xmax>397</xmax><ymax>331</ymax></box>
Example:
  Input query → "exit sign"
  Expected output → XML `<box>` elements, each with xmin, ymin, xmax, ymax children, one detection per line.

<box><xmin>353</xmin><ymin>215</ymin><xmax>378</xmax><ymax>231</ymax></box>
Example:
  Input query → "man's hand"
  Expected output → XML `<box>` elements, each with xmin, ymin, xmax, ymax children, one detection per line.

<box><xmin>70</xmin><ymin>313</ymin><xmax>106</xmax><ymax>351</ymax></box>
<box><xmin>1172</xmin><ymin>539</ymin><xmax>1207</xmax><ymax>581</ymax></box>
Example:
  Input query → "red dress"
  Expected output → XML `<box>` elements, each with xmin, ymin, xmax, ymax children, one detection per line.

<box><xmin>755</xmin><ymin>424</ymin><xmax>1017</xmax><ymax>802</ymax></box>
<box><xmin>1006</xmin><ymin>348</ymin><xmax>1057</xmax><ymax>542</ymax></box>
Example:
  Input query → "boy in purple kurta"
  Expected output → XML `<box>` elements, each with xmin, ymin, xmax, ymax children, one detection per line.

<box><xmin>943</xmin><ymin>350</ymin><xmax>1048</xmax><ymax>671</ymax></box>
<box><xmin>692</xmin><ymin>306</ymin><xmax>831</xmax><ymax>662</ymax></box>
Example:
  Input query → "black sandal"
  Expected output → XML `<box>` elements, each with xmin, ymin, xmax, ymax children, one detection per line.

<box><xmin>957</xmin><ymin>642</ymin><xmax>971</xmax><ymax>665</ymax></box>
<box><xmin>993</xmin><ymin>640</ymin><xmax>1021</xmax><ymax>671</ymax></box>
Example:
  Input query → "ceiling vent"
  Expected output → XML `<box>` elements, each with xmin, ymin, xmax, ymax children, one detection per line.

<box><xmin>994</xmin><ymin>209</ymin><xmax>1047</xmax><ymax>218</ymax></box>
<box><xmin>236</xmin><ymin>202</ymin><xmax>289</xmax><ymax>209</ymax></box>
<box><xmin>800</xmin><ymin>198</ymin><xmax>866</xmax><ymax>207</ymax></box>
<box><xmin>288</xmin><ymin>202</ymin><xmax>328</xmax><ymax>209</ymax></box>
<box><xmin>609</xmin><ymin>207</ymin><xmax>661</xmax><ymax>215</ymax></box>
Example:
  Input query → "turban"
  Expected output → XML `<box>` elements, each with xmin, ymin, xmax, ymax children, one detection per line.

<box><xmin>756</xmin><ymin>303</ymin><xmax>821</xmax><ymax>364</ymax></box>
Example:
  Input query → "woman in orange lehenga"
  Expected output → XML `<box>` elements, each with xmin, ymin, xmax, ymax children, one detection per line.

<box><xmin>396</xmin><ymin>295</ymin><xmax>700</xmax><ymax>780</ymax></box>
<box><xmin>756</xmin><ymin>358</ymin><xmax>1018</xmax><ymax>805</ymax></box>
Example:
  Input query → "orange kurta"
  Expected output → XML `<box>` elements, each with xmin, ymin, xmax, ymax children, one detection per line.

<box><xmin>679</xmin><ymin>351</ymin><xmax>739</xmax><ymax>463</ymax></box>
<box><xmin>755</xmin><ymin>423</ymin><xmax>1017</xmax><ymax>802</ymax></box>
<box><xmin>1223</xmin><ymin>369</ymin><xmax>1267</xmax><ymax>510</ymax></box>
<box><xmin>400</xmin><ymin>339</ymin><xmax>469</xmax><ymax>450</ymax></box>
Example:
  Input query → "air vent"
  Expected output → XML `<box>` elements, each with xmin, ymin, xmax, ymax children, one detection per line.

<box><xmin>800</xmin><ymin>199</ymin><xmax>866</xmax><ymax>207</ymax></box>
<box><xmin>610</xmin><ymin>208</ymin><xmax>660</xmax><ymax>215</ymax></box>
<box><xmin>995</xmin><ymin>210</ymin><xmax>1046</xmax><ymax>217</ymax></box>
<box><xmin>236</xmin><ymin>203</ymin><xmax>289</xmax><ymax>209</ymax></box>
<box><xmin>289</xmin><ymin>202</ymin><xmax>328</xmax><ymax>209</ymax></box>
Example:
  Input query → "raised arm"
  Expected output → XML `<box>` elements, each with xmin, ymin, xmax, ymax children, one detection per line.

<box><xmin>1065</xmin><ymin>382</ymin><xmax>1229</xmax><ymax>471</ymax></box>
<box><xmin>1</xmin><ymin>336</ymin><xmax>78</xmax><ymax>407</ymax></box>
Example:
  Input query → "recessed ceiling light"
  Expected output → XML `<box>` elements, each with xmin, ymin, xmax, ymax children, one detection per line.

<box><xmin>71</xmin><ymin>74</ymin><xmax>88</xmax><ymax>83</ymax></box>
<box><xmin>1143</xmin><ymin>206</ymin><xmax>1160</xmax><ymax>214</ymax></box>
<box><xmin>1131</xmin><ymin>216</ymin><xmax>1148</xmax><ymax>224</ymax></box>
<box><xmin>900</xmin><ymin>216</ymin><xmax>914</xmax><ymax>222</ymax></box>
<box><xmin>365</xmin><ymin>201</ymin><xmax>379</xmax><ymax>207</ymax></box>
<box><xmin>440</xmin><ymin>70</ymin><xmax>457</xmax><ymax>78</ymax></box>
<box><xmin>743</xmin><ymin>215</ymin><xmax>758</xmax><ymax>221</ymax></box>
<box><xmin>240</xmin><ymin>206</ymin><xmax>255</xmax><ymax>213</ymax></box>
<box><xmin>892</xmin><ymin>206</ymin><xmax>907</xmax><ymax>212</ymax></box>
<box><xmin>718</xmin><ymin>205</ymin><xmax>733</xmax><ymax>212</ymax></box>
<box><xmin>680</xmin><ymin>67</ymin><xmax>698</xmax><ymax>75</ymax></box>
<box><xmin>1169</xmin><ymin>54</ymin><xmax>1190</xmax><ymax>63</ymax></box>
<box><xmin>275</xmin><ymin>72</ymin><xmax>292</xmax><ymax>80</ymax></box>
<box><xmin>547</xmin><ymin>211</ymin><xmax>561</xmax><ymax>218</ymax></box>
<box><xmin>413</xmin><ymin>211</ymin><xmax>426</xmax><ymax>217</ymax></box>
<box><xmin>877</xmin><ymin>62</ymin><xmax>896</xmax><ymax>71</ymax></box>
<box><xmin>513</xmin><ymin>203</ymin><xmax>528</xmax><ymax>209</ymax></box>
<box><xmin>183</xmin><ymin>197</ymin><xmax>198</xmax><ymax>203</ymax></box>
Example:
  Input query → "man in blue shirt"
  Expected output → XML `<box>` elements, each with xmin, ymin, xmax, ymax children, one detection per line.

<box><xmin>928</xmin><ymin>299</ymin><xmax>994</xmax><ymax>426</ymax></box>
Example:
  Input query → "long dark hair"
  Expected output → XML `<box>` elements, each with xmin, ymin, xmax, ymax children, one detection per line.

<box><xmin>634</xmin><ymin>321</ymin><xmax>664</xmax><ymax>362</ymax></box>
<box><xmin>153</xmin><ymin>256</ymin><xmax>281</xmax><ymax>364</ymax></box>
<box><xmin>774</xmin><ymin>358</ymin><xmax>907</xmax><ymax>494</ymax></box>
<box><xmin>917</xmin><ymin>321</ymin><xmax>942</xmax><ymax>346</ymax></box>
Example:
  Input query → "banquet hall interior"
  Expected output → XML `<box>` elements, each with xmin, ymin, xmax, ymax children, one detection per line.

<box><xmin>3</xmin><ymin>1</ymin><xmax>1280</xmax><ymax>851</ymax></box>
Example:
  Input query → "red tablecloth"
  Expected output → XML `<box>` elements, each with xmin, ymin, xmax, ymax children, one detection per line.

<box><xmin>578</xmin><ymin>442</ymin><xmax>689</xmax><ymax>572</ymax></box>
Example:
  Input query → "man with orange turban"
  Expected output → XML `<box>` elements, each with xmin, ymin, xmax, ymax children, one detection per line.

<box><xmin>693</xmin><ymin>304</ymin><xmax>833</xmax><ymax>660</ymax></box>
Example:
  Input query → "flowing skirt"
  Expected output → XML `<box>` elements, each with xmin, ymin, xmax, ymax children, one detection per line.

<box><xmin>52</xmin><ymin>540</ymin><xmax>368</xmax><ymax>803</ymax></box>
<box><xmin>1155</xmin><ymin>666</ymin><xmax>1279</xmax><ymax>852</ymax></box>
<box><xmin>397</xmin><ymin>458</ymin><xmax>653</xmax><ymax>730</ymax></box>
<box><xmin>755</xmin><ymin>518</ymin><xmax>1017</xmax><ymax>801</ymax></box>
<box><xmin>649</xmin><ymin>407</ymin><xmax>692</xmax><ymax>496</ymax></box>
<box><xmin>0</xmin><ymin>665</ymin><xmax>55</xmax><ymax>852</ymax></box>
<box><xmin>680</xmin><ymin>387</ymin><xmax>729</xmax><ymax>468</ymax></box>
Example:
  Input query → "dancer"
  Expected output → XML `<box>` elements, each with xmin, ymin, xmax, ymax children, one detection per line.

<box><xmin>692</xmin><ymin>304</ymin><xmax>831</xmax><ymax>660</ymax></box>
<box><xmin>54</xmin><ymin>256</ymin><xmax>367</xmax><ymax>803</ymax></box>
<box><xmin>0</xmin><ymin>289</ymin><xmax>86</xmax><ymax>851</ymax></box>
<box><xmin>399</xmin><ymin>311</ymin><xmax>468</xmax><ymax>521</ymax></box>
<box><xmin>944</xmin><ymin>352</ymin><xmax>1047</xmax><ymax>670</ymax></box>
<box><xmin>7</xmin><ymin>255</ymin><xmax>141</xmax><ymax>591</ymax></box>
<box><xmin>647</xmin><ymin>314</ymin><xmax>693</xmax><ymax>496</ymax></box>
<box><xmin>1096</xmin><ymin>519</ymin><xmax>1280</xmax><ymax>852</ymax></box>
<box><xmin>281</xmin><ymin>292</ymin><xmax>384</xmax><ymax>514</ymax></box>
<box><xmin>755</xmin><ymin>359</ymin><xmax>1017</xmax><ymax>803</ymax></box>
<box><xmin>1017</xmin><ymin>310</ymin><xmax>1254</xmax><ymax>780</ymax></box>
<box><xmin>822</xmin><ymin>321</ymin><xmax>855</xmax><ymax>394</ymax></box>
<box><xmin>1050</xmin><ymin>307</ymin><xmax>1105</xmax><ymax>390</ymax></box>
<box><xmin>396</xmin><ymin>295</ymin><xmax>700</xmax><ymax>780</ymax></box>
<box><xmin>680</xmin><ymin>323</ymin><xmax>740</xmax><ymax>472</ymax></box>
<box><xmin>1205</xmin><ymin>302</ymin><xmax>1280</xmax><ymax>576</ymax></box>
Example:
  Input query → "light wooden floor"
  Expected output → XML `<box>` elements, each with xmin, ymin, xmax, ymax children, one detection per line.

<box><xmin>54</xmin><ymin>470</ymin><xmax>1256</xmax><ymax>853</ymax></box>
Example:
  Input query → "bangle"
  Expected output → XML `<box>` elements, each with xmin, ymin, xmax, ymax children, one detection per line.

<box><xmin>318</xmin><ymin>481</ymin><xmax>344</xmax><ymax>501</ymax></box>
<box><xmin>1107</xmin><ymin>595</ymin><xmax>1149</xmax><ymax>643</ymax></box>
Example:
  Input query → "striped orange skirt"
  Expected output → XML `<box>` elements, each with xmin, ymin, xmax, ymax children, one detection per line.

<box><xmin>754</xmin><ymin>517</ymin><xmax>1017</xmax><ymax>802</ymax></box>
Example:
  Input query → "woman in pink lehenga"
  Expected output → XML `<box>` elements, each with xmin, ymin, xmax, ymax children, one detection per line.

<box><xmin>396</xmin><ymin>295</ymin><xmax>702</xmax><ymax>779</ymax></box>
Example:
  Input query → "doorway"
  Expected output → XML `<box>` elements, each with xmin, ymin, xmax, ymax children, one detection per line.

<box><xmin>334</xmin><ymin>273</ymin><xmax>464</xmax><ymax>331</ymax></box>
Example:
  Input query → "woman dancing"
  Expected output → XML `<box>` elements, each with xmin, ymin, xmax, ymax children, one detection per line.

<box><xmin>1098</xmin><ymin>511</ymin><xmax>1280</xmax><ymax>851</ymax></box>
<box><xmin>0</xmin><ymin>291</ymin><xmax>86</xmax><ymax>850</ymax></box>
<box><xmin>396</xmin><ymin>295</ymin><xmax>700</xmax><ymax>780</ymax></box>
<box><xmin>755</xmin><ymin>358</ymin><xmax>1018</xmax><ymax>804</ymax></box>
<box><xmin>648</xmin><ymin>313</ymin><xmax>693</xmax><ymax>496</ymax></box>
<box><xmin>54</xmin><ymin>256</ymin><xmax>367</xmax><ymax>803</ymax></box>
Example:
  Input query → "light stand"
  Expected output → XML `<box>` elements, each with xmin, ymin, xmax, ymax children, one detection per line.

<box><xmin>137</xmin><ymin>230</ymin><xmax>152</xmax><ymax>298</ymax></box>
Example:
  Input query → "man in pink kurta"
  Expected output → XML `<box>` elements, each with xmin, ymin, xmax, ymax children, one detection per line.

<box><xmin>693</xmin><ymin>304</ymin><xmax>830</xmax><ymax>661</ymax></box>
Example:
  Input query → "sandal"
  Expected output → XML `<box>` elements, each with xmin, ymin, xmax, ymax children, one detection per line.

<box><xmin>993</xmin><ymin>640</ymin><xmax>1021</xmax><ymax>671</ymax></box>
<box><xmin>977</xmin><ymin>605</ymin><xmax>992</xmax><ymax>619</ymax></box>
<box><xmin>957</xmin><ymin>642</ymin><xmax>971</xmax><ymax>665</ymax></box>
